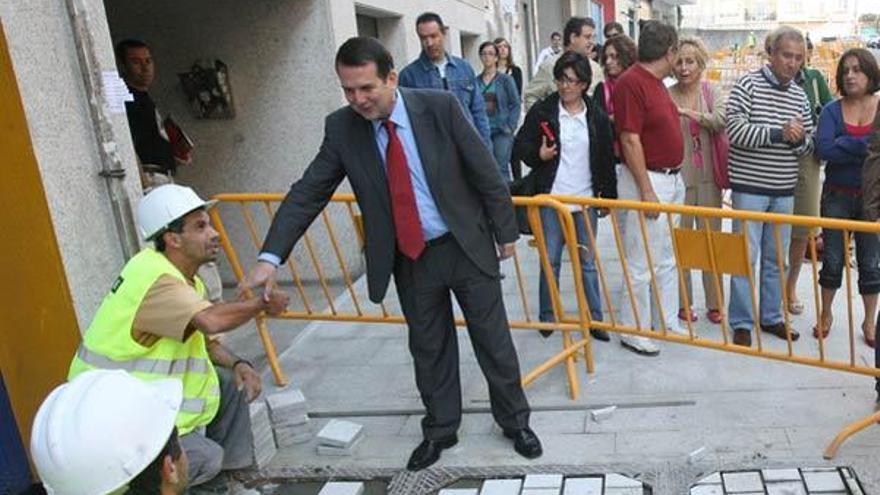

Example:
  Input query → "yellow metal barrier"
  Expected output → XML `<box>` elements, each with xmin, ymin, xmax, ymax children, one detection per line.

<box><xmin>210</xmin><ymin>192</ymin><xmax>880</xmax><ymax>458</ymax></box>
<box><xmin>209</xmin><ymin>193</ymin><xmax>599</xmax><ymax>400</ymax></box>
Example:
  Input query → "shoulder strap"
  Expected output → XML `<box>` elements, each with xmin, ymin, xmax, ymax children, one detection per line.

<box><xmin>701</xmin><ymin>81</ymin><xmax>713</xmax><ymax>113</ymax></box>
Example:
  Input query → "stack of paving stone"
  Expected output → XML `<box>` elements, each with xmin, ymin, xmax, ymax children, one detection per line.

<box><xmin>315</xmin><ymin>419</ymin><xmax>364</xmax><ymax>456</ymax></box>
<box><xmin>247</xmin><ymin>400</ymin><xmax>276</xmax><ymax>469</ymax></box>
<box><xmin>266</xmin><ymin>388</ymin><xmax>311</xmax><ymax>448</ymax></box>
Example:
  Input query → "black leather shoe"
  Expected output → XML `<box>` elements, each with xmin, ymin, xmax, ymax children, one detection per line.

<box><xmin>406</xmin><ymin>435</ymin><xmax>458</xmax><ymax>471</ymax></box>
<box><xmin>590</xmin><ymin>328</ymin><xmax>610</xmax><ymax>342</ymax></box>
<box><xmin>539</xmin><ymin>330</ymin><xmax>554</xmax><ymax>338</ymax></box>
<box><xmin>503</xmin><ymin>427</ymin><xmax>543</xmax><ymax>459</ymax></box>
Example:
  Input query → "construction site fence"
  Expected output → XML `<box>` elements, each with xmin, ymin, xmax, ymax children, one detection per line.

<box><xmin>209</xmin><ymin>192</ymin><xmax>880</xmax><ymax>459</ymax></box>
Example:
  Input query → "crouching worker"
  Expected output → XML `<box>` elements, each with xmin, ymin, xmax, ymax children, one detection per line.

<box><xmin>31</xmin><ymin>369</ymin><xmax>188</xmax><ymax>495</ymax></box>
<box><xmin>67</xmin><ymin>184</ymin><xmax>289</xmax><ymax>487</ymax></box>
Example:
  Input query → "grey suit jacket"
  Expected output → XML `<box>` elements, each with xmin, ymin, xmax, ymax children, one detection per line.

<box><xmin>262</xmin><ymin>88</ymin><xmax>518</xmax><ymax>303</ymax></box>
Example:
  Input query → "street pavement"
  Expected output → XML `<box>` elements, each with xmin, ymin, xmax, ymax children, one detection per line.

<box><xmin>226</xmin><ymin>213</ymin><xmax>880</xmax><ymax>493</ymax></box>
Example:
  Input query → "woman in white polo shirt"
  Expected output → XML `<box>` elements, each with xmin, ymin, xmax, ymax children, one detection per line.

<box><xmin>513</xmin><ymin>51</ymin><xmax>617</xmax><ymax>341</ymax></box>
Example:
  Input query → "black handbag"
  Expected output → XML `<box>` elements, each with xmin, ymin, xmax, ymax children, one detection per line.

<box><xmin>510</xmin><ymin>172</ymin><xmax>539</xmax><ymax>235</ymax></box>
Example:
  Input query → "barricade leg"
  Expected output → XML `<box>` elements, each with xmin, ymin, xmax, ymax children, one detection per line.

<box><xmin>824</xmin><ymin>410</ymin><xmax>880</xmax><ymax>459</ymax></box>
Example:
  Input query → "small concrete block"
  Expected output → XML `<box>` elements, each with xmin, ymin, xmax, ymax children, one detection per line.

<box><xmin>604</xmin><ymin>474</ymin><xmax>643</xmax><ymax>488</ymax></box>
<box><xmin>317</xmin><ymin>481</ymin><xmax>365</xmax><ymax>495</ymax></box>
<box><xmin>316</xmin><ymin>419</ymin><xmax>363</xmax><ymax>448</ymax></box>
<box><xmin>689</xmin><ymin>484</ymin><xmax>723</xmax><ymax>495</ymax></box>
<box><xmin>480</xmin><ymin>479</ymin><xmax>522</xmax><ymax>495</ymax></box>
<box><xmin>695</xmin><ymin>473</ymin><xmax>721</xmax><ymax>484</ymax></box>
<box><xmin>802</xmin><ymin>470</ymin><xmax>845</xmax><ymax>492</ymax></box>
<box><xmin>722</xmin><ymin>471</ymin><xmax>764</xmax><ymax>493</ymax></box>
<box><xmin>316</xmin><ymin>435</ymin><xmax>363</xmax><ymax>456</ymax></box>
<box><xmin>437</xmin><ymin>490</ymin><xmax>479</xmax><ymax>495</ymax></box>
<box><xmin>562</xmin><ymin>477</ymin><xmax>603</xmax><ymax>495</ymax></box>
<box><xmin>521</xmin><ymin>489</ymin><xmax>560</xmax><ymax>495</ymax></box>
<box><xmin>523</xmin><ymin>474</ymin><xmax>563</xmax><ymax>489</ymax></box>
<box><xmin>765</xmin><ymin>481</ymin><xmax>806</xmax><ymax>495</ymax></box>
<box><xmin>266</xmin><ymin>388</ymin><xmax>306</xmax><ymax>411</ymax></box>
<box><xmin>761</xmin><ymin>469</ymin><xmax>801</xmax><ymax>482</ymax></box>
<box><xmin>589</xmin><ymin>405</ymin><xmax>617</xmax><ymax>422</ymax></box>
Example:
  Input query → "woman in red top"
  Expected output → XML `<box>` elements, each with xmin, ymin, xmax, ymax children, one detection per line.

<box><xmin>813</xmin><ymin>48</ymin><xmax>880</xmax><ymax>347</ymax></box>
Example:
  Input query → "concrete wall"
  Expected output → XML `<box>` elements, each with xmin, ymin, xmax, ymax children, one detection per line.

<box><xmin>103</xmin><ymin>0</ymin><xmax>521</xmax><ymax>284</ymax></box>
<box><xmin>1</xmin><ymin>0</ymin><xmax>143</xmax><ymax>330</ymax></box>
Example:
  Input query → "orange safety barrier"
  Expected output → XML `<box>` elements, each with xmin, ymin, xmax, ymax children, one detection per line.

<box><xmin>209</xmin><ymin>192</ymin><xmax>880</xmax><ymax>458</ymax></box>
<box><xmin>209</xmin><ymin>193</ymin><xmax>599</xmax><ymax>401</ymax></box>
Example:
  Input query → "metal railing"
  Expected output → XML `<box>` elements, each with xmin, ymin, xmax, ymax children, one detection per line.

<box><xmin>209</xmin><ymin>192</ymin><xmax>880</xmax><ymax>458</ymax></box>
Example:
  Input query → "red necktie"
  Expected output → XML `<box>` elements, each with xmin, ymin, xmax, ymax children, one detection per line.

<box><xmin>384</xmin><ymin>120</ymin><xmax>425</xmax><ymax>260</ymax></box>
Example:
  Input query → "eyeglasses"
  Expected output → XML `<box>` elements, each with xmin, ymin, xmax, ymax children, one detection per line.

<box><xmin>555</xmin><ymin>76</ymin><xmax>586</xmax><ymax>87</ymax></box>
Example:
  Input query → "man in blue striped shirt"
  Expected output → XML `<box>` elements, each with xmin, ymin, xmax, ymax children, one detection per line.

<box><xmin>726</xmin><ymin>26</ymin><xmax>814</xmax><ymax>347</ymax></box>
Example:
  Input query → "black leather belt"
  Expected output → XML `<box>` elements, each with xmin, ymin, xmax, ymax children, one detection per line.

<box><xmin>425</xmin><ymin>232</ymin><xmax>453</xmax><ymax>247</ymax></box>
<box><xmin>649</xmin><ymin>167</ymin><xmax>681</xmax><ymax>175</ymax></box>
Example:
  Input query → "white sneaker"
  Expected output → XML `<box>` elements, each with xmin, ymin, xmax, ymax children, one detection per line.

<box><xmin>620</xmin><ymin>335</ymin><xmax>660</xmax><ymax>356</ymax></box>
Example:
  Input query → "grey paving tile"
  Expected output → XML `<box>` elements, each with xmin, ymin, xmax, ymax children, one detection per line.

<box><xmin>479</xmin><ymin>478</ymin><xmax>522</xmax><ymax>495</ymax></box>
<box><xmin>437</xmin><ymin>489</ymin><xmax>479</xmax><ymax>495</ymax></box>
<box><xmin>802</xmin><ymin>470</ymin><xmax>846</xmax><ymax>492</ymax></box>
<box><xmin>762</xmin><ymin>468</ymin><xmax>802</xmax><ymax>482</ymax></box>
<box><xmin>316</xmin><ymin>419</ymin><xmax>363</xmax><ymax>448</ymax></box>
<box><xmin>694</xmin><ymin>473</ymin><xmax>721</xmax><ymax>484</ymax></box>
<box><xmin>561</xmin><ymin>476</ymin><xmax>603</xmax><ymax>495</ymax></box>
<box><xmin>317</xmin><ymin>481</ymin><xmax>364</xmax><ymax>495</ymax></box>
<box><xmin>689</xmin><ymin>484</ymin><xmax>723</xmax><ymax>495</ymax></box>
<box><xmin>722</xmin><ymin>471</ymin><xmax>764</xmax><ymax>493</ymax></box>
<box><xmin>522</xmin><ymin>474</ymin><xmax>563</xmax><ymax>489</ymax></box>
<box><xmin>765</xmin><ymin>480</ymin><xmax>806</xmax><ymax>495</ymax></box>
<box><xmin>604</xmin><ymin>474</ymin><xmax>642</xmax><ymax>488</ymax></box>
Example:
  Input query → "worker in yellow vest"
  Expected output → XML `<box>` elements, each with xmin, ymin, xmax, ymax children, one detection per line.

<box><xmin>68</xmin><ymin>184</ymin><xmax>288</xmax><ymax>488</ymax></box>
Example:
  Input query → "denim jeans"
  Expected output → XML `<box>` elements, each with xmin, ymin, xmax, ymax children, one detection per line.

<box><xmin>728</xmin><ymin>192</ymin><xmax>794</xmax><ymax>330</ymax></box>
<box><xmin>491</xmin><ymin>130</ymin><xmax>514</xmax><ymax>183</ymax></box>
<box><xmin>818</xmin><ymin>190</ymin><xmax>880</xmax><ymax>294</ymax></box>
<box><xmin>538</xmin><ymin>207</ymin><xmax>603</xmax><ymax>324</ymax></box>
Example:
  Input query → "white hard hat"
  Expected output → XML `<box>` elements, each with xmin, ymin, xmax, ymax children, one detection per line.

<box><xmin>30</xmin><ymin>370</ymin><xmax>183</xmax><ymax>495</ymax></box>
<box><xmin>137</xmin><ymin>184</ymin><xmax>217</xmax><ymax>241</ymax></box>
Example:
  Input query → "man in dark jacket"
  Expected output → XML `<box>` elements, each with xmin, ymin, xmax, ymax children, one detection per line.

<box><xmin>513</xmin><ymin>51</ymin><xmax>616</xmax><ymax>342</ymax></box>
<box><xmin>241</xmin><ymin>36</ymin><xmax>541</xmax><ymax>472</ymax></box>
<box><xmin>860</xmin><ymin>100</ymin><xmax>880</xmax><ymax>403</ymax></box>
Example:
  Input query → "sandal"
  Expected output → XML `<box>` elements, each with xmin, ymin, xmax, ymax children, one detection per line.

<box><xmin>706</xmin><ymin>309</ymin><xmax>723</xmax><ymax>324</ymax></box>
<box><xmin>812</xmin><ymin>316</ymin><xmax>833</xmax><ymax>339</ymax></box>
<box><xmin>678</xmin><ymin>308</ymin><xmax>698</xmax><ymax>323</ymax></box>
<box><xmin>788</xmin><ymin>300</ymin><xmax>805</xmax><ymax>315</ymax></box>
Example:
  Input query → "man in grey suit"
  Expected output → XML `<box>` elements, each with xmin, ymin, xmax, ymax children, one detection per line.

<box><xmin>240</xmin><ymin>37</ymin><xmax>541</xmax><ymax>471</ymax></box>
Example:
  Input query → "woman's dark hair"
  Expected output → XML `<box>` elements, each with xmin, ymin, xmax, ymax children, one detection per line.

<box><xmin>601</xmin><ymin>35</ymin><xmax>637</xmax><ymax>71</ymax></box>
<box><xmin>493</xmin><ymin>37</ymin><xmax>517</xmax><ymax>69</ymax></box>
<box><xmin>835</xmin><ymin>48</ymin><xmax>880</xmax><ymax>97</ymax></box>
<box><xmin>553</xmin><ymin>51</ymin><xmax>593</xmax><ymax>89</ymax></box>
<box><xmin>335</xmin><ymin>36</ymin><xmax>395</xmax><ymax>80</ymax></box>
<box><xmin>637</xmin><ymin>20</ymin><xmax>678</xmax><ymax>62</ymax></box>
<box><xmin>479</xmin><ymin>41</ymin><xmax>498</xmax><ymax>56</ymax></box>
<box><xmin>125</xmin><ymin>428</ymin><xmax>182</xmax><ymax>494</ymax></box>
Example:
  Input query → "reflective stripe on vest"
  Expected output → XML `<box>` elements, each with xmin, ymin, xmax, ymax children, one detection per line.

<box><xmin>77</xmin><ymin>345</ymin><xmax>210</xmax><ymax>375</ymax></box>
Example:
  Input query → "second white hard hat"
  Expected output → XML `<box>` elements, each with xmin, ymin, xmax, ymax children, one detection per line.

<box><xmin>30</xmin><ymin>369</ymin><xmax>183</xmax><ymax>495</ymax></box>
<box><xmin>136</xmin><ymin>184</ymin><xmax>217</xmax><ymax>241</ymax></box>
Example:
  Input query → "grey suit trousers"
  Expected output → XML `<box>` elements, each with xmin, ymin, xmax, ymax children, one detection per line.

<box><xmin>393</xmin><ymin>235</ymin><xmax>531</xmax><ymax>440</ymax></box>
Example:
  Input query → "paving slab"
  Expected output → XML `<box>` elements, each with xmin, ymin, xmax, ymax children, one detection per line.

<box><xmin>561</xmin><ymin>476</ymin><xmax>603</xmax><ymax>495</ymax></box>
<box><xmin>479</xmin><ymin>479</ymin><xmax>522</xmax><ymax>495</ymax></box>
<box><xmin>523</xmin><ymin>474</ymin><xmax>563</xmax><ymax>489</ymax></box>
<box><xmin>231</xmin><ymin>219</ymin><xmax>880</xmax><ymax>494</ymax></box>
<box><xmin>316</xmin><ymin>481</ymin><xmax>365</xmax><ymax>495</ymax></box>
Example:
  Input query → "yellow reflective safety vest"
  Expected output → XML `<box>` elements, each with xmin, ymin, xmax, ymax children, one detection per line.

<box><xmin>68</xmin><ymin>248</ymin><xmax>220</xmax><ymax>435</ymax></box>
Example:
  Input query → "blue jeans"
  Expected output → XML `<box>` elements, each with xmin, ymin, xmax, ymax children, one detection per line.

<box><xmin>819</xmin><ymin>190</ymin><xmax>880</xmax><ymax>294</ymax></box>
<box><xmin>491</xmin><ymin>130</ymin><xmax>514</xmax><ymax>182</ymax></box>
<box><xmin>728</xmin><ymin>192</ymin><xmax>794</xmax><ymax>330</ymax></box>
<box><xmin>538</xmin><ymin>207</ymin><xmax>603</xmax><ymax>324</ymax></box>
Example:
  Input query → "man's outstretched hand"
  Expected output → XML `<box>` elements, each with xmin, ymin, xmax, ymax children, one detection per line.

<box><xmin>238</xmin><ymin>260</ymin><xmax>279</xmax><ymax>302</ymax></box>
